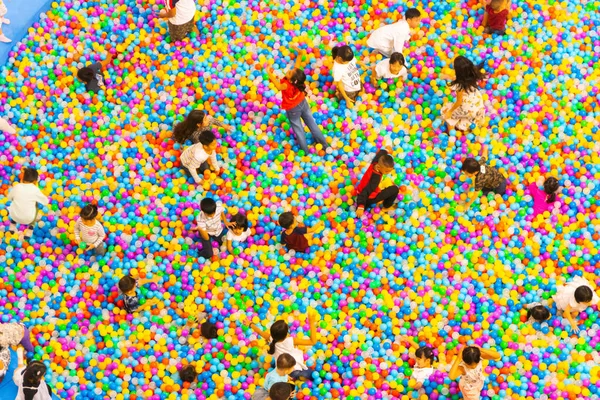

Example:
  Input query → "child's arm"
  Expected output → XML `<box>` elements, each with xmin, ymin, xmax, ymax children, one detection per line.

<box><xmin>306</xmin><ymin>220</ymin><xmax>324</xmax><ymax>234</ymax></box>
<box><xmin>448</xmin><ymin>347</ymin><xmax>464</xmax><ymax>380</ymax></box>
<box><xmin>370</xmin><ymin>64</ymin><xmax>378</xmax><ymax>86</ymax></box>
<box><xmin>222</xmin><ymin>210</ymin><xmax>235</xmax><ymax>229</ymax></box>
<box><xmin>139</xmin><ymin>275</ymin><xmax>161</xmax><ymax>286</ymax></box>
<box><xmin>293</xmin><ymin>311</ymin><xmax>319</xmax><ymax>346</ymax></box>
<box><xmin>93</xmin><ymin>224</ymin><xmax>106</xmax><ymax>248</ymax></box>
<box><xmin>99</xmin><ymin>53</ymin><xmax>114</xmax><ymax>70</ymax></box>
<box><xmin>336</xmin><ymin>81</ymin><xmax>354</xmax><ymax>105</ymax></box>
<box><xmin>226</xmin><ymin>239</ymin><xmax>234</xmax><ymax>253</ymax></box>
<box><xmin>400</xmin><ymin>336</ymin><xmax>420</xmax><ymax>351</ymax></box>
<box><xmin>479</xmin><ymin>346</ymin><xmax>501</xmax><ymax>361</ymax></box>
<box><xmin>245</xmin><ymin>319</ymin><xmax>271</xmax><ymax>341</ymax></box>
<box><xmin>482</xmin><ymin>10</ymin><xmax>489</xmax><ymax>27</ymax></box>
<box><xmin>266</xmin><ymin>67</ymin><xmax>285</xmax><ymax>91</ymax></box>
<box><xmin>197</xmin><ymin>227</ymin><xmax>210</xmax><ymax>241</ymax></box>
<box><xmin>563</xmin><ymin>304</ymin><xmax>579</xmax><ymax>333</ymax></box>
<box><xmin>206</xmin><ymin>150</ymin><xmax>221</xmax><ymax>175</ymax></box>
<box><xmin>291</xmin><ymin>46</ymin><xmax>309</xmax><ymax>71</ymax></box>
<box><xmin>74</xmin><ymin>221</ymin><xmax>82</xmax><ymax>243</ymax></box>
<box><xmin>137</xmin><ymin>298</ymin><xmax>158</xmax><ymax>312</ymax></box>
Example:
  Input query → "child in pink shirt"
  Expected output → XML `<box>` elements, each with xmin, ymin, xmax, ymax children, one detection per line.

<box><xmin>528</xmin><ymin>176</ymin><xmax>559</xmax><ymax>217</ymax></box>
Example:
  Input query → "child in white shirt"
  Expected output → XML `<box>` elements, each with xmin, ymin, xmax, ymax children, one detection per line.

<box><xmin>180</xmin><ymin>129</ymin><xmax>220</xmax><ymax>184</ymax></box>
<box><xmin>332</xmin><ymin>45</ymin><xmax>362</xmax><ymax>106</ymax></box>
<box><xmin>74</xmin><ymin>203</ymin><xmax>107</xmax><ymax>256</ymax></box>
<box><xmin>7</xmin><ymin>168</ymin><xmax>49</xmax><ymax>242</ymax></box>
<box><xmin>366</xmin><ymin>8</ymin><xmax>422</xmax><ymax>56</ymax></box>
<box><xmin>371</xmin><ymin>52</ymin><xmax>408</xmax><ymax>86</ymax></box>
<box><xmin>0</xmin><ymin>0</ymin><xmax>11</xmax><ymax>43</ymax></box>
<box><xmin>192</xmin><ymin>197</ymin><xmax>232</xmax><ymax>259</ymax></box>
<box><xmin>225</xmin><ymin>213</ymin><xmax>251</xmax><ymax>253</ymax></box>
<box><xmin>400</xmin><ymin>336</ymin><xmax>438</xmax><ymax>389</ymax></box>
<box><xmin>553</xmin><ymin>276</ymin><xmax>599</xmax><ymax>333</ymax></box>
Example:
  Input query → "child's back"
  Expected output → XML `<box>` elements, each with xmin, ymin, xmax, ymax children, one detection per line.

<box><xmin>8</xmin><ymin>182</ymin><xmax>48</xmax><ymax>225</ymax></box>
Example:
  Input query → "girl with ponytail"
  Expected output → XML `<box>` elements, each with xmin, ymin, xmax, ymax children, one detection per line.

<box><xmin>528</xmin><ymin>176</ymin><xmax>560</xmax><ymax>217</ymax></box>
<box><xmin>400</xmin><ymin>336</ymin><xmax>440</xmax><ymax>390</ymax></box>
<box><xmin>265</xmin><ymin>44</ymin><xmax>329</xmax><ymax>154</ymax></box>
<box><xmin>246</xmin><ymin>311</ymin><xmax>319</xmax><ymax>380</ymax></box>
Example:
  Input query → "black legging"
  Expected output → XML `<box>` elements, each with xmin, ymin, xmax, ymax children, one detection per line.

<box><xmin>366</xmin><ymin>185</ymin><xmax>399</xmax><ymax>209</ymax></box>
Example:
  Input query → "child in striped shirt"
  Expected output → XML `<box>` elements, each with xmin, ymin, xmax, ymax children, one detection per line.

<box><xmin>74</xmin><ymin>204</ymin><xmax>107</xmax><ymax>256</ymax></box>
<box><xmin>192</xmin><ymin>197</ymin><xmax>233</xmax><ymax>259</ymax></box>
<box><xmin>180</xmin><ymin>130</ymin><xmax>220</xmax><ymax>184</ymax></box>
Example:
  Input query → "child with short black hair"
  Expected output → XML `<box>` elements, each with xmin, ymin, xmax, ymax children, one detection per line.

<box><xmin>441</xmin><ymin>56</ymin><xmax>486</xmax><ymax>132</ymax></box>
<box><xmin>267</xmin><ymin>45</ymin><xmax>329</xmax><ymax>154</ymax></box>
<box><xmin>185</xmin><ymin>311</ymin><xmax>219</xmax><ymax>339</ymax></box>
<box><xmin>192</xmin><ymin>197</ymin><xmax>233</xmax><ymax>259</ymax></box>
<box><xmin>252</xmin><ymin>353</ymin><xmax>297</xmax><ymax>400</ymax></box>
<box><xmin>179</xmin><ymin>364</ymin><xmax>197</xmax><ymax>384</ymax></box>
<box><xmin>7</xmin><ymin>167</ymin><xmax>49</xmax><ymax>242</ymax></box>
<box><xmin>76</xmin><ymin>52</ymin><xmax>114</xmax><ymax>94</ymax></box>
<box><xmin>482</xmin><ymin>0</ymin><xmax>510</xmax><ymax>35</ymax></box>
<box><xmin>449</xmin><ymin>345</ymin><xmax>501</xmax><ymax>400</ymax></box>
<box><xmin>400</xmin><ymin>336</ymin><xmax>438</xmax><ymax>389</ymax></box>
<box><xmin>460</xmin><ymin>146</ymin><xmax>507</xmax><ymax>208</ymax></box>
<box><xmin>526</xmin><ymin>303</ymin><xmax>551</xmax><ymax>323</ymax></box>
<box><xmin>371</xmin><ymin>52</ymin><xmax>408</xmax><ymax>86</ymax></box>
<box><xmin>366</xmin><ymin>8</ymin><xmax>422</xmax><ymax>56</ymax></box>
<box><xmin>118</xmin><ymin>274</ymin><xmax>161</xmax><ymax>314</ymax></box>
<box><xmin>553</xmin><ymin>276</ymin><xmax>599</xmax><ymax>333</ymax></box>
<box><xmin>332</xmin><ymin>45</ymin><xmax>362</xmax><ymax>105</ymax></box>
<box><xmin>180</xmin><ymin>130</ymin><xmax>221</xmax><ymax>184</ymax></box>
<box><xmin>173</xmin><ymin>109</ymin><xmax>233</xmax><ymax>144</ymax></box>
<box><xmin>354</xmin><ymin>147</ymin><xmax>398</xmax><ymax>217</ymax></box>
<box><xmin>267</xmin><ymin>382</ymin><xmax>296</xmax><ymax>400</ymax></box>
<box><xmin>247</xmin><ymin>311</ymin><xmax>319</xmax><ymax>380</ymax></box>
<box><xmin>74</xmin><ymin>203</ymin><xmax>107</xmax><ymax>256</ymax></box>
<box><xmin>225</xmin><ymin>213</ymin><xmax>251</xmax><ymax>254</ymax></box>
<box><xmin>278</xmin><ymin>212</ymin><xmax>324</xmax><ymax>253</ymax></box>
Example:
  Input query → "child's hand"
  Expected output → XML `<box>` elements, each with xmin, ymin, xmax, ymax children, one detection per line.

<box><xmin>356</xmin><ymin>208</ymin><xmax>364</xmax><ymax>218</ymax></box>
<box><xmin>151</xmin><ymin>275</ymin><xmax>161</xmax><ymax>284</ymax></box>
<box><xmin>244</xmin><ymin>317</ymin><xmax>253</xmax><ymax>326</ymax></box>
<box><xmin>86</xmin><ymin>244</ymin><xmax>96</xmax><ymax>251</ymax></box>
<box><xmin>225</xmin><ymin>221</ymin><xmax>235</xmax><ymax>229</ymax></box>
<box><xmin>570</xmin><ymin>323</ymin><xmax>580</xmax><ymax>334</ymax></box>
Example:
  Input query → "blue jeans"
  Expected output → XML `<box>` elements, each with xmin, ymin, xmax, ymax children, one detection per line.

<box><xmin>285</xmin><ymin>99</ymin><xmax>328</xmax><ymax>153</ymax></box>
<box><xmin>482</xmin><ymin>179</ymin><xmax>507</xmax><ymax>196</ymax></box>
<box><xmin>290</xmin><ymin>368</ymin><xmax>315</xmax><ymax>380</ymax></box>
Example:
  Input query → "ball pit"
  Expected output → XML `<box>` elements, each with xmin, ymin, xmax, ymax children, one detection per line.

<box><xmin>1</xmin><ymin>0</ymin><xmax>600</xmax><ymax>399</ymax></box>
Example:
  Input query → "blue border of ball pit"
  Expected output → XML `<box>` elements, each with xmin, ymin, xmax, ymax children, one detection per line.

<box><xmin>0</xmin><ymin>0</ymin><xmax>54</xmax><ymax>66</ymax></box>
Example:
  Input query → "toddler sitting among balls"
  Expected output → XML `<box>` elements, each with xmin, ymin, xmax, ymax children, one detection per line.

<box><xmin>118</xmin><ymin>274</ymin><xmax>161</xmax><ymax>313</ymax></box>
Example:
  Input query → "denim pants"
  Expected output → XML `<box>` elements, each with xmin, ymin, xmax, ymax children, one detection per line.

<box><xmin>482</xmin><ymin>179</ymin><xmax>507</xmax><ymax>196</ymax></box>
<box><xmin>290</xmin><ymin>368</ymin><xmax>315</xmax><ymax>380</ymax></box>
<box><xmin>285</xmin><ymin>99</ymin><xmax>328</xmax><ymax>153</ymax></box>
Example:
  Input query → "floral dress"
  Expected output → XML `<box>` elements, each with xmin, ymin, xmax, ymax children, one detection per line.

<box><xmin>442</xmin><ymin>84</ymin><xmax>485</xmax><ymax>130</ymax></box>
<box><xmin>458</xmin><ymin>361</ymin><xmax>485</xmax><ymax>400</ymax></box>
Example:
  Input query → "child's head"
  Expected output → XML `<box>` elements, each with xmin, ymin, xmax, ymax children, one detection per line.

<box><xmin>23</xmin><ymin>360</ymin><xmax>47</xmax><ymax>387</ymax></box>
<box><xmin>200</xmin><ymin>321</ymin><xmax>218</xmax><ymax>339</ymax></box>
<box><xmin>389</xmin><ymin>52</ymin><xmax>406</xmax><ymax>75</ymax></box>
<box><xmin>460</xmin><ymin>157</ymin><xmax>481</xmax><ymax>176</ymax></box>
<box><xmin>527</xmin><ymin>305</ymin><xmax>551</xmax><ymax>322</ymax></box>
<box><xmin>22</xmin><ymin>167</ymin><xmax>39</xmax><ymax>183</ymax></box>
<box><xmin>452</xmin><ymin>56</ymin><xmax>486</xmax><ymax>92</ymax></box>
<box><xmin>404</xmin><ymin>8</ymin><xmax>422</xmax><ymax>29</ymax></box>
<box><xmin>269</xmin><ymin>382</ymin><xmax>294</xmax><ymax>400</ymax></box>
<box><xmin>377</xmin><ymin>154</ymin><xmax>395</xmax><ymax>174</ymax></box>
<box><xmin>179</xmin><ymin>364</ymin><xmax>197</xmax><ymax>383</ymax></box>
<box><xmin>575</xmin><ymin>286</ymin><xmax>594</xmax><ymax>305</ymax></box>
<box><xmin>286</xmin><ymin>68</ymin><xmax>307</xmax><ymax>93</ymax></box>
<box><xmin>268</xmin><ymin>320</ymin><xmax>289</xmax><ymax>355</ymax></box>
<box><xmin>173</xmin><ymin>110</ymin><xmax>207</xmax><ymax>143</ymax></box>
<box><xmin>118</xmin><ymin>275</ymin><xmax>137</xmax><ymax>295</ymax></box>
<box><xmin>77</xmin><ymin>67</ymin><xmax>95</xmax><ymax>84</ymax></box>
<box><xmin>543</xmin><ymin>177</ymin><xmax>559</xmax><ymax>203</ymax></box>
<box><xmin>276</xmin><ymin>353</ymin><xmax>297</xmax><ymax>374</ymax></box>
<box><xmin>490</xmin><ymin>0</ymin><xmax>503</xmax><ymax>11</ymax></box>
<box><xmin>332</xmin><ymin>45</ymin><xmax>354</xmax><ymax>64</ymax></box>
<box><xmin>198</xmin><ymin>129</ymin><xmax>217</xmax><ymax>152</ymax></box>
<box><xmin>200</xmin><ymin>198</ymin><xmax>217</xmax><ymax>217</ymax></box>
<box><xmin>80</xmin><ymin>204</ymin><xmax>99</xmax><ymax>221</ymax></box>
<box><xmin>461</xmin><ymin>346</ymin><xmax>481</xmax><ymax>367</ymax></box>
<box><xmin>231</xmin><ymin>213</ymin><xmax>249</xmax><ymax>236</ymax></box>
<box><xmin>414</xmin><ymin>346</ymin><xmax>437</xmax><ymax>368</ymax></box>
<box><xmin>278</xmin><ymin>212</ymin><xmax>297</xmax><ymax>230</ymax></box>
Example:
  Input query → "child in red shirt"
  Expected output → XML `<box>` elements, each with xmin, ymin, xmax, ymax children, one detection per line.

<box><xmin>482</xmin><ymin>0</ymin><xmax>510</xmax><ymax>35</ymax></box>
<box><xmin>278</xmin><ymin>212</ymin><xmax>324</xmax><ymax>253</ymax></box>
<box><xmin>354</xmin><ymin>147</ymin><xmax>399</xmax><ymax>217</ymax></box>
<box><xmin>266</xmin><ymin>45</ymin><xmax>329</xmax><ymax>154</ymax></box>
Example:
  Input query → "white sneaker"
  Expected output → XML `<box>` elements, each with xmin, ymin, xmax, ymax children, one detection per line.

<box><xmin>1</xmin><ymin>18</ymin><xmax>10</xmax><ymax>25</ymax></box>
<box><xmin>0</xmin><ymin>35</ymin><xmax>11</xmax><ymax>43</ymax></box>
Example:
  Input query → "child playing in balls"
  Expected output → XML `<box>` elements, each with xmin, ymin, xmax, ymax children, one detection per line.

<box><xmin>76</xmin><ymin>51</ymin><xmax>114</xmax><ymax>94</ymax></box>
<box><xmin>449</xmin><ymin>344</ymin><xmax>501</xmax><ymax>400</ymax></box>
<box><xmin>180</xmin><ymin>130</ymin><xmax>221</xmax><ymax>184</ymax></box>
<box><xmin>247</xmin><ymin>311</ymin><xmax>319</xmax><ymax>380</ymax></box>
<box><xmin>266</xmin><ymin>45</ymin><xmax>329</xmax><ymax>154</ymax></box>
<box><xmin>225</xmin><ymin>212</ymin><xmax>251</xmax><ymax>254</ymax></box>
<box><xmin>460</xmin><ymin>146</ymin><xmax>507</xmax><ymax>207</ymax></box>
<box><xmin>354</xmin><ymin>147</ymin><xmax>399</xmax><ymax>218</ymax></box>
<box><xmin>118</xmin><ymin>274</ymin><xmax>161</xmax><ymax>314</ymax></box>
<box><xmin>371</xmin><ymin>52</ymin><xmax>408</xmax><ymax>86</ymax></box>
<box><xmin>525</xmin><ymin>303</ymin><xmax>551</xmax><ymax>323</ymax></box>
<box><xmin>399</xmin><ymin>336</ymin><xmax>438</xmax><ymax>390</ymax></box>
<box><xmin>172</xmin><ymin>109</ymin><xmax>233</xmax><ymax>144</ymax></box>
<box><xmin>191</xmin><ymin>197</ymin><xmax>233</xmax><ymax>259</ymax></box>
<box><xmin>278</xmin><ymin>211</ymin><xmax>324</xmax><ymax>253</ymax></box>
<box><xmin>7</xmin><ymin>167</ymin><xmax>49</xmax><ymax>243</ymax></box>
<box><xmin>552</xmin><ymin>276</ymin><xmax>599</xmax><ymax>333</ymax></box>
<box><xmin>252</xmin><ymin>354</ymin><xmax>296</xmax><ymax>400</ymax></box>
<box><xmin>441</xmin><ymin>56</ymin><xmax>486</xmax><ymax>132</ymax></box>
<box><xmin>179</xmin><ymin>364</ymin><xmax>197</xmax><ymax>386</ymax></box>
<box><xmin>74</xmin><ymin>203</ymin><xmax>107</xmax><ymax>256</ymax></box>
<box><xmin>482</xmin><ymin>0</ymin><xmax>510</xmax><ymax>35</ymax></box>
<box><xmin>185</xmin><ymin>311</ymin><xmax>218</xmax><ymax>339</ymax></box>
<box><xmin>366</xmin><ymin>8</ymin><xmax>422</xmax><ymax>56</ymax></box>
<box><xmin>528</xmin><ymin>176</ymin><xmax>560</xmax><ymax>217</ymax></box>
<box><xmin>332</xmin><ymin>45</ymin><xmax>363</xmax><ymax>106</ymax></box>
<box><xmin>0</xmin><ymin>0</ymin><xmax>11</xmax><ymax>43</ymax></box>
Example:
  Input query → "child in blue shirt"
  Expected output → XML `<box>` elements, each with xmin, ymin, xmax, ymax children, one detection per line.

<box><xmin>252</xmin><ymin>354</ymin><xmax>296</xmax><ymax>400</ymax></box>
